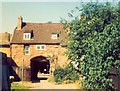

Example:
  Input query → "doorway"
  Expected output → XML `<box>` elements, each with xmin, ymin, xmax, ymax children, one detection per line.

<box><xmin>30</xmin><ymin>56</ymin><xmax>50</xmax><ymax>82</ymax></box>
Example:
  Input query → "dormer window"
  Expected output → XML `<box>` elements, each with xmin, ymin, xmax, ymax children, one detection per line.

<box><xmin>52</xmin><ymin>33</ymin><xmax>59</xmax><ymax>39</ymax></box>
<box><xmin>24</xmin><ymin>33</ymin><xmax>31</xmax><ymax>40</ymax></box>
<box><xmin>23</xmin><ymin>30</ymin><xmax>33</xmax><ymax>40</ymax></box>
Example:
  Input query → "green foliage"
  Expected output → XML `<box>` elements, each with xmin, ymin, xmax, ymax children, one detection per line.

<box><xmin>47</xmin><ymin>21</ymin><xmax>52</xmax><ymax>24</ymax></box>
<box><xmin>63</xmin><ymin>2</ymin><xmax>120</xmax><ymax>89</ymax></box>
<box><xmin>11</xmin><ymin>82</ymin><xmax>28</xmax><ymax>89</ymax></box>
<box><xmin>53</xmin><ymin>63</ymin><xmax>79</xmax><ymax>84</ymax></box>
<box><xmin>54</xmin><ymin>67</ymin><xmax>66</xmax><ymax>84</ymax></box>
<box><xmin>63</xmin><ymin>63</ymin><xmax>79</xmax><ymax>82</ymax></box>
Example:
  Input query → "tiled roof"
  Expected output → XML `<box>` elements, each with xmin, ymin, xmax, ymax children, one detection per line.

<box><xmin>11</xmin><ymin>23</ymin><xmax>67</xmax><ymax>45</ymax></box>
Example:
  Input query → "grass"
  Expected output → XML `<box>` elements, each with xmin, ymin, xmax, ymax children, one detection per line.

<box><xmin>47</xmin><ymin>75</ymin><xmax>55</xmax><ymax>83</ymax></box>
<box><xmin>11</xmin><ymin>82</ymin><xmax>28</xmax><ymax>90</ymax></box>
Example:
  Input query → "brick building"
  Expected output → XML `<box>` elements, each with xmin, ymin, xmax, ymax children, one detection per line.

<box><xmin>0</xmin><ymin>32</ymin><xmax>12</xmax><ymax>57</ymax></box>
<box><xmin>11</xmin><ymin>16</ymin><xmax>68</xmax><ymax>81</ymax></box>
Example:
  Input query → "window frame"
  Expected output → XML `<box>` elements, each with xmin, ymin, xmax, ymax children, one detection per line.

<box><xmin>36</xmin><ymin>45</ymin><xmax>46</xmax><ymax>50</ymax></box>
<box><xmin>23</xmin><ymin>33</ymin><xmax>31</xmax><ymax>40</ymax></box>
<box><xmin>51</xmin><ymin>33</ymin><xmax>59</xmax><ymax>39</ymax></box>
<box><xmin>24</xmin><ymin>45</ymin><xmax>30</xmax><ymax>55</ymax></box>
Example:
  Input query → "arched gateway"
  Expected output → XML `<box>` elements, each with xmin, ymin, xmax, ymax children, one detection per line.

<box><xmin>30</xmin><ymin>56</ymin><xmax>50</xmax><ymax>82</ymax></box>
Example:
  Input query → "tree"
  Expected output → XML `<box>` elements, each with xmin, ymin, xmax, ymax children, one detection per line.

<box><xmin>62</xmin><ymin>2</ymin><xmax>120</xmax><ymax>89</ymax></box>
<box><xmin>47</xmin><ymin>21</ymin><xmax>52</xmax><ymax>24</ymax></box>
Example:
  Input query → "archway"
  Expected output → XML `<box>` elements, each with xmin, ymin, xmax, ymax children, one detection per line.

<box><xmin>30</xmin><ymin>56</ymin><xmax>50</xmax><ymax>82</ymax></box>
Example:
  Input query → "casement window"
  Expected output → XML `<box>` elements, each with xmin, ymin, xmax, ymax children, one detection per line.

<box><xmin>23</xmin><ymin>33</ymin><xmax>31</xmax><ymax>40</ymax></box>
<box><xmin>51</xmin><ymin>33</ymin><xmax>59</xmax><ymax>39</ymax></box>
<box><xmin>36</xmin><ymin>45</ymin><xmax>46</xmax><ymax>50</ymax></box>
<box><xmin>24</xmin><ymin>45</ymin><xmax>30</xmax><ymax>55</ymax></box>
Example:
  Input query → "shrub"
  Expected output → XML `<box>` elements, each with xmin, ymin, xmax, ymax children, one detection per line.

<box><xmin>63</xmin><ymin>63</ymin><xmax>79</xmax><ymax>82</ymax></box>
<box><xmin>53</xmin><ymin>67</ymin><xmax>66</xmax><ymax>84</ymax></box>
<box><xmin>53</xmin><ymin>63</ymin><xmax>79</xmax><ymax>84</ymax></box>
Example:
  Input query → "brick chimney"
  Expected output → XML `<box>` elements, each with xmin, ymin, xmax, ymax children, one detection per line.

<box><xmin>17</xmin><ymin>16</ymin><xmax>23</xmax><ymax>30</ymax></box>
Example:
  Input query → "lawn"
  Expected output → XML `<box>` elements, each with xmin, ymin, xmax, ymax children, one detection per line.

<box><xmin>11</xmin><ymin>82</ymin><xmax>28</xmax><ymax>90</ymax></box>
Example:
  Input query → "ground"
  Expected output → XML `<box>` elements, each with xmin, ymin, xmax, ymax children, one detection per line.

<box><xmin>12</xmin><ymin>80</ymin><xmax>79</xmax><ymax>89</ymax></box>
<box><xmin>11</xmin><ymin>74</ymin><xmax>82</xmax><ymax>90</ymax></box>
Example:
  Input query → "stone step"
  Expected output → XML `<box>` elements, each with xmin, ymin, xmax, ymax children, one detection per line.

<box><xmin>37</xmin><ymin>73</ymin><xmax>50</xmax><ymax>78</ymax></box>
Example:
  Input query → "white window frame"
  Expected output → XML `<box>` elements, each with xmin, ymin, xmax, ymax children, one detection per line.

<box><xmin>23</xmin><ymin>33</ymin><xmax>31</xmax><ymax>40</ymax></box>
<box><xmin>24</xmin><ymin>45</ymin><xmax>30</xmax><ymax>55</ymax></box>
<box><xmin>51</xmin><ymin>34</ymin><xmax>58</xmax><ymax>39</ymax></box>
<box><xmin>36</xmin><ymin>45</ymin><xmax>46</xmax><ymax>50</ymax></box>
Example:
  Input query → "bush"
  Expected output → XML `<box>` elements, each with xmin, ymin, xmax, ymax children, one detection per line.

<box><xmin>64</xmin><ymin>63</ymin><xmax>79</xmax><ymax>82</ymax></box>
<box><xmin>53</xmin><ymin>63</ymin><xmax>79</xmax><ymax>84</ymax></box>
<box><xmin>53</xmin><ymin>67</ymin><xmax>66</xmax><ymax>84</ymax></box>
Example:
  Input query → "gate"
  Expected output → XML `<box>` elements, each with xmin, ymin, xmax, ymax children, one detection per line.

<box><xmin>108</xmin><ymin>67</ymin><xmax>120</xmax><ymax>90</ymax></box>
<box><xmin>12</xmin><ymin>66</ymin><xmax>31</xmax><ymax>81</ymax></box>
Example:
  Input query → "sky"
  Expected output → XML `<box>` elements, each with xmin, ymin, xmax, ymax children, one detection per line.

<box><xmin>1</xmin><ymin>1</ymin><xmax>81</xmax><ymax>34</ymax></box>
<box><xmin>1</xmin><ymin>0</ymin><xmax>119</xmax><ymax>34</ymax></box>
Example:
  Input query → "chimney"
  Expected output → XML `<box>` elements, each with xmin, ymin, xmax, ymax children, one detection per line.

<box><xmin>17</xmin><ymin>16</ymin><xmax>23</xmax><ymax>30</ymax></box>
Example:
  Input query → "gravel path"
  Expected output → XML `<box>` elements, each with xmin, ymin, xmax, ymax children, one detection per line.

<box><xmin>15</xmin><ymin>80</ymin><xmax>79</xmax><ymax>89</ymax></box>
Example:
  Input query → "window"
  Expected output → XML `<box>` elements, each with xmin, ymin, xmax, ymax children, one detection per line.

<box><xmin>24</xmin><ymin>45</ymin><xmax>30</xmax><ymax>55</ymax></box>
<box><xmin>36</xmin><ymin>45</ymin><xmax>46</xmax><ymax>50</ymax></box>
<box><xmin>51</xmin><ymin>33</ymin><xmax>59</xmax><ymax>39</ymax></box>
<box><xmin>23</xmin><ymin>33</ymin><xmax>31</xmax><ymax>40</ymax></box>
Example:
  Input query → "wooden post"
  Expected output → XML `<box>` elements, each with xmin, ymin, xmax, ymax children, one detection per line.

<box><xmin>22</xmin><ymin>59</ymin><xmax>24</xmax><ymax>84</ymax></box>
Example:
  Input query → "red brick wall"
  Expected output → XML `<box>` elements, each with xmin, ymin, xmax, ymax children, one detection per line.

<box><xmin>11</xmin><ymin>44</ymin><xmax>68</xmax><ymax>68</ymax></box>
<box><xmin>11</xmin><ymin>44</ymin><xmax>24</xmax><ymax>67</ymax></box>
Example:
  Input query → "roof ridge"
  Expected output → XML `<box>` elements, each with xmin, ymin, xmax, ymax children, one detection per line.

<box><xmin>25</xmin><ymin>22</ymin><xmax>62</xmax><ymax>24</ymax></box>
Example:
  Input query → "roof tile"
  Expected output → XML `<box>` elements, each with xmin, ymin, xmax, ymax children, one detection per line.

<box><xmin>11</xmin><ymin>23</ymin><xmax>67</xmax><ymax>45</ymax></box>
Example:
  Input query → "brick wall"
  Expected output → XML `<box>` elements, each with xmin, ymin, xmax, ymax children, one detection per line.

<box><xmin>0</xmin><ymin>32</ymin><xmax>11</xmax><ymax>57</ymax></box>
<box><xmin>0</xmin><ymin>32</ymin><xmax>10</xmax><ymax>43</ymax></box>
<box><xmin>0</xmin><ymin>47</ymin><xmax>10</xmax><ymax>57</ymax></box>
<box><xmin>11</xmin><ymin>44</ymin><xmax>68</xmax><ymax>68</ymax></box>
<box><xmin>11</xmin><ymin>44</ymin><xmax>24</xmax><ymax>67</ymax></box>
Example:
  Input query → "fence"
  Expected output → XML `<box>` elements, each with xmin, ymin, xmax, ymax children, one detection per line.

<box><xmin>108</xmin><ymin>67</ymin><xmax>120</xmax><ymax>89</ymax></box>
<box><xmin>12</xmin><ymin>66</ymin><xmax>31</xmax><ymax>81</ymax></box>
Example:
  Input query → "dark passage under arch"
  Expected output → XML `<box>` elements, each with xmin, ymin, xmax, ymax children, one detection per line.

<box><xmin>30</xmin><ymin>56</ymin><xmax>50</xmax><ymax>82</ymax></box>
